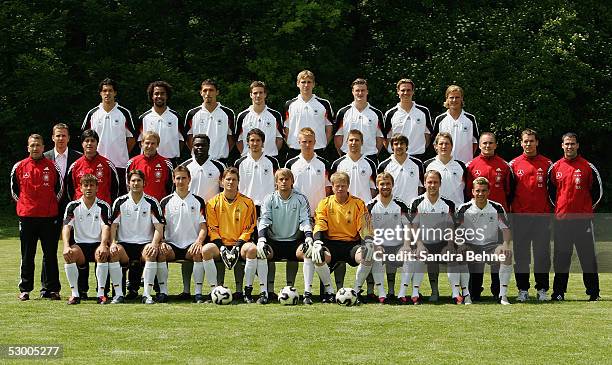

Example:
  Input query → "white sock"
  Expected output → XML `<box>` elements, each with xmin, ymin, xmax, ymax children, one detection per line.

<box><xmin>157</xmin><ymin>262</ymin><xmax>169</xmax><ymax>295</ymax></box>
<box><xmin>372</xmin><ymin>260</ymin><xmax>386</xmax><ymax>297</ymax></box>
<box><xmin>245</xmin><ymin>258</ymin><xmax>257</xmax><ymax>288</ymax></box>
<box><xmin>303</xmin><ymin>258</ymin><xmax>314</xmax><ymax>293</ymax></box>
<box><xmin>448</xmin><ymin>271</ymin><xmax>461</xmax><ymax>298</ymax></box>
<box><xmin>459</xmin><ymin>266</ymin><xmax>470</xmax><ymax>296</ymax></box>
<box><xmin>499</xmin><ymin>264</ymin><xmax>512</xmax><ymax>297</ymax></box>
<box><xmin>192</xmin><ymin>261</ymin><xmax>204</xmax><ymax>295</ymax></box>
<box><xmin>203</xmin><ymin>259</ymin><xmax>217</xmax><ymax>289</ymax></box>
<box><xmin>315</xmin><ymin>263</ymin><xmax>334</xmax><ymax>294</ymax></box>
<box><xmin>354</xmin><ymin>263</ymin><xmax>372</xmax><ymax>292</ymax></box>
<box><xmin>257</xmin><ymin>259</ymin><xmax>268</xmax><ymax>294</ymax></box>
<box><xmin>108</xmin><ymin>262</ymin><xmax>123</xmax><ymax>296</ymax></box>
<box><xmin>64</xmin><ymin>263</ymin><xmax>80</xmax><ymax>297</ymax></box>
<box><xmin>95</xmin><ymin>262</ymin><xmax>109</xmax><ymax>297</ymax></box>
<box><xmin>412</xmin><ymin>261</ymin><xmax>426</xmax><ymax>297</ymax></box>
<box><xmin>398</xmin><ymin>262</ymin><xmax>411</xmax><ymax>298</ymax></box>
<box><xmin>182</xmin><ymin>261</ymin><xmax>193</xmax><ymax>294</ymax></box>
<box><xmin>143</xmin><ymin>262</ymin><xmax>157</xmax><ymax>298</ymax></box>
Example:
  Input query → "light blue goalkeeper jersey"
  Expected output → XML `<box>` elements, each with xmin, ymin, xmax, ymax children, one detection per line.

<box><xmin>258</xmin><ymin>190</ymin><xmax>313</xmax><ymax>241</ymax></box>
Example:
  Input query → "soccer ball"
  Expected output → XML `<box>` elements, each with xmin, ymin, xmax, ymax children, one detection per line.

<box><xmin>278</xmin><ymin>286</ymin><xmax>299</xmax><ymax>305</ymax></box>
<box><xmin>336</xmin><ymin>288</ymin><xmax>357</xmax><ymax>306</ymax></box>
<box><xmin>211</xmin><ymin>286</ymin><xmax>233</xmax><ymax>305</ymax></box>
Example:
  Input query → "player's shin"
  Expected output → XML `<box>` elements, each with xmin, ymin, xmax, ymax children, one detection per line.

<box><xmin>157</xmin><ymin>262</ymin><xmax>169</xmax><ymax>295</ymax></box>
<box><xmin>143</xmin><ymin>262</ymin><xmax>158</xmax><ymax>299</ymax></box>
<box><xmin>245</xmin><ymin>258</ymin><xmax>257</xmax><ymax>289</ymax></box>
<box><xmin>354</xmin><ymin>262</ymin><xmax>372</xmax><ymax>292</ymax></box>
<box><xmin>203</xmin><ymin>259</ymin><xmax>218</xmax><ymax>289</ymax></box>
<box><xmin>192</xmin><ymin>261</ymin><xmax>204</xmax><ymax>295</ymax></box>
<box><xmin>303</xmin><ymin>258</ymin><xmax>315</xmax><ymax>293</ymax></box>
<box><xmin>315</xmin><ymin>263</ymin><xmax>334</xmax><ymax>294</ymax></box>
<box><xmin>499</xmin><ymin>264</ymin><xmax>512</xmax><ymax>297</ymax></box>
<box><xmin>448</xmin><ymin>270</ymin><xmax>461</xmax><ymax>298</ymax></box>
<box><xmin>398</xmin><ymin>261</ymin><xmax>412</xmax><ymax>298</ymax></box>
<box><xmin>95</xmin><ymin>262</ymin><xmax>109</xmax><ymax>297</ymax></box>
<box><xmin>411</xmin><ymin>261</ymin><xmax>426</xmax><ymax>298</ymax></box>
<box><xmin>459</xmin><ymin>266</ymin><xmax>470</xmax><ymax>297</ymax></box>
<box><xmin>257</xmin><ymin>259</ymin><xmax>269</xmax><ymax>294</ymax></box>
<box><xmin>371</xmin><ymin>260</ymin><xmax>386</xmax><ymax>298</ymax></box>
<box><xmin>108</xmin><ymin>262</ymin><xmax>123</xmax><ymax>296</ymax></box>
<box><xmin>64</xmin><ymin>263</ymin><xmax>80</xmax><ymax>297</ymax></box>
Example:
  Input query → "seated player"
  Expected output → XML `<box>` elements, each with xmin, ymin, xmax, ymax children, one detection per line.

<box><xmin>258</xmin><ymin>168</ymin><xmax>313</xmax><ymax>304</ymax></box>
<box><xmin>62</xmin><ymin>174</ymin><xmax>115</xmax><ymax>304</ymax></box>
<box><xmin>307</xmin><ymin>171</ymin><xmax>372</xmax><ymax>303</ymax></box>
<box><xmin>456</xmin><ymin>177</ymin><xmax>513</xmax><ymax>305</ymax></box>
<box><xmin>109</xmin><ymin>169</ymin><xmax>165</xmax><ymax>304</ymax></box>
<box><xmin>160</xmin><ymin>166</ymin><xmax>218</xmax><ymax>303</ymax></box>
<box><xmin>354</xmin><ymin>172</ymin><xmax>410</xmax><ymax>304</ymax></box>
<box><xmin>206</xmin><ymin>167</ymin><xmax>258</xmax><ymax>303</ymax></box>
<box><xmin>408</xmin><ymin>170</ymin><xmax>467</xmax><ymax>304</ymax></box>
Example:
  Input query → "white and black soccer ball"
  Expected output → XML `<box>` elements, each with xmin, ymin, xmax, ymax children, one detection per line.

<box><xmin>278</xmin><ymin>286</ymin><xmax>299</xmax><ymax>305</ymax></box>
<box><xmin>211</xmin><ymin>286</ymin><xmax>233</xmax><ymax>305</ymax></box>
<box><xmin>336</xmin><ymin>287</ymin><xmax>358</xmax><ymax>306</ymax></box>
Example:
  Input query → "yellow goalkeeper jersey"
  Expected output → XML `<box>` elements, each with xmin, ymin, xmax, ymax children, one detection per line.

<box><xmin>206</xmin><ymin>192</ymin><xmax>257</xmax><ymax>246</ymax></box>
<box><xmin>314</xmin><ymin>194</ymin><xmax>367</xmax><ymax>242</ymax></box>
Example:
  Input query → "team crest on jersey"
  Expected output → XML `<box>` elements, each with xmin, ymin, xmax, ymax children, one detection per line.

<box><xmin>155</xmin><ymin>171</ymin><xmax>162</xmax><ymax>178</ymax></box>
<box><xmin>217</xmin><ymin>119</ymin><xmax>222</xmax><ymax>125</ymax></box>
<box><xmin>142</xmin><ymin>209</ymin><xmax>148</xmax><ymax>217</ymax></box>
<box><xmin>207</xmin><ymin>171</ymin><xmax>214</xmax><ymax>178</ymax></box>
<box><xmin>42</xmin><ymin>173</ymin><xmax>49</xmax><ymax>182</ymax></box>
<box><xmin>360</xmin><ymin>169</ymin><xmax>367</xmax><ymax>176</ymax></box>
<box><xmin>96</xmin><ymin>170</ymin><xmax>104</xmax><ymax>178</ymax></box>
<box><xmin>190</xmin><ymin>206</ymin><xmax>195</xmax><ymax>212</ymax></box>
<box><xmin>463</xmin><ymin>126</ymin><xmax>469</xmax><ymax>132</ymax></box>
<box><xmin>488</xmin><ymin>215</ymin><xmax>495</xmax><ymax>223</ymax></box>
<box><xmin>265</xmin><ymin>120</ymin><xmax>272</xmax><ymax>128</ymax></box>
<box><xmin>409</xmin><ymin>170</ymin><xmax>415</xmax><ymax>177</ymax></box>
<box><xmin>94</xmin><ymin>214</ymin><xmax>99</xmax><ymax>220</ymax></box>
<box><xmin>313</xmin><ymin>109</ymin><xmax>319</xmax><ymax>115</ymax></box>
<box><xmin>315</xmin><ymin>169</ymin><xmax>322</xmax><ymax>175</ymax></box>
<box><xmin>114</xmin><ymin>119</ymin><xmax>119</xmax><ymax>125</ymax></box>
<box><xmin>263</xmin><ymin>168</ymin><xmax>270</xmax><ymax>175</ymax></box>
<box><xmin>416</xmin><ymin>118</ymin><xmax>421</xmax><ymax>124</ymax></box>
<box><xmin>167</xmin><ymin>121</ymin><xmax>172</xmax><ymax>127</ymax></box>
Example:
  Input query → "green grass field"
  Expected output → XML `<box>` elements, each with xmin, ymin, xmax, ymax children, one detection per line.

<box><xmin>0</xmin><ymin>210</ymin><xmax>610</xmax><ymax>364</ymax></box>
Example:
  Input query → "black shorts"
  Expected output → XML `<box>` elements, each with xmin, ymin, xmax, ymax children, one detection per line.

<box><xmin>120</xmin><ymin>242</ymin><xmax>146</xmax><ymax>261</ymax></box>
<box><xmin>325</xmin><ymin>239</ymin><xmax>361</xmax><ymax>267</ymax></box>
<box><xmin>167</xmin><ymin>243</ymin><xmax>189</xmax><ymax>261</ymax></box>
<box><xmin>74</xmin><ymin>242</ymin><xmax>101</xmax><ymax>263</ymax></box>
<box><xmin>466</xmin><ymin>242</ymin><xmax>501</xmax><ymax>265</ymax></box>
<box><xmin>268</xmin><ymin>239</ymin><xmax>301</xmax><ymax>261</ymax></box>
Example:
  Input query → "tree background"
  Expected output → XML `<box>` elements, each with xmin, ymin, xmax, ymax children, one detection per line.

<box><xmin>2</xmin><ymin>0</ymin><xmax>610</xmax><ymax>209</ymax></box>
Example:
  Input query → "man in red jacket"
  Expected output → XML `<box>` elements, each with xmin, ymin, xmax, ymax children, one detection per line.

<box><xmin>11</xmin><ymin>134</ymin><xmax>63</xmax><ymax>301</ymax></box>
<box><xmin>548</xmin><ymin>132</ymin><xmax>602</xmax><ymax>301</ymax></box>
<box><xmin>509</xmin><ymin>129</ymin><xmax>552</xmax><ymax>301</ymax></box>
<box><xmin>126</xmin><ymin>131</ymin><xmax>173</xmax><ymax>201</ymax></box>
<box><xmin>66</xmin><ymin>129</ymin><xmax>120</xmax><ymax>205</ymax></box>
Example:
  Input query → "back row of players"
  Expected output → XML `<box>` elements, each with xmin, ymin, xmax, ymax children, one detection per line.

<box><xmin>12</xmin><ymin>114</ymin><xmax>602</xmax><ymax>304</ymax></box>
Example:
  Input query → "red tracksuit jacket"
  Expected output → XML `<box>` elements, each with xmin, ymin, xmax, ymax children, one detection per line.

<box><xmin>126</xmin><ymin>153</ymin><xmax>174</xmax><ymax>201</ymax></box>
<box><xmin>66</xmin><ymin>154</ymin><xmax>119</xmax><ymax>204</ymax></box>
<box><xmin>509</xmin><ymin>153</ymin><xmax>552</xmax><ymax>214</ymax></box>
<box><xmin>11</xmin><ymin>157</ymin><xmax>62</xmax><ymax>217</ymax></box>
<box><xmin>466</xmin><ymin>154</ymin><xmax>514</xmax><ymax>211</ymax></box>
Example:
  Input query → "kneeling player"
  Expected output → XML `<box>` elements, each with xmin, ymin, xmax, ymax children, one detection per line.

<box><xmin>110</xmin><ymin>170</ymin><xmax>165</xmax><ymax>304</ymax></box>
<box><xmin>258</xmin><ymin>168</ymin><xmax>313</xmax><ymax>304</ymax></box>
<box><xmin>161</xmin><ymin>166</ymin><xmax>218</xmax><ymax>303</ymax></box>
<box><xmin>307</xmin><ymin>171</ymin><xmax>371</xmax><ymax>303</ymax></box>
<box><xmin>354</xmin><ymin>172</ymin><xmax>410</xmax><ymax>303</ymax></box>
<box><xmin>206</xmin><ymin>167</ymin><xmax>258</xmax><ymax>303</ymax></box>
<box><xmin>62</xmin><ymin>174</ymin><xmax>114</xmax><ymax>304</ymax></box>
<box><xmin>409</xmin><ymin>170</ymin><xmax>468</xmax><ymax>304</ymax></box>
<box><xmin>457</xmin><ymin>177</ymin><xmax>513</xmax><ymax>305</ymax></box>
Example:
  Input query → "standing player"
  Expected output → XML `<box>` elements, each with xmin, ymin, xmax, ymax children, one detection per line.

<box><xmin>466</xmin><ymin>132</ymin><xmax>514</xmax><ymax>212</ymax></box>
<box><xmin>408</xmin><ymin>170</ymin><xmax>464</xmax><ymax>303</ymax></box>
<box><xmin>354</xmin><ymin>172</ymin><xmax>410</xmax><ymax>304</ymax></box>
<box><xmin>383</xmin><ymin>78</ymin><xmax>433</xmax><ymax>161</ymax></box>
<box><xmin>258</xmin><ymin>169</ymin><xmax>313</xmax><ymax>304</ymax></box>
<box><xmin>424</xmin><ymin>132</ymin><xmax>467</xmax><ymax>209</ymax></box>
<box><xmin>548</xmin><ymin>132</ymin><xmax>602</xmax><ymax>301</ymax></box>
<box><xmin>310</xmin><ymin>171</ymin><xmax>372</xmax><ymax>303</ymax></box>
<box><xmin>236</xmin><ymin>81</ymin><xmax>284</xmax><ymax>159</ymax></box>
<box><xmin>184</xmin><ymin>80</ymin><xmax>235</xmax><ymax>163</ymax></box>
<box><xmin>110</xmin><ymin>170</ymin><xmax>165</xmax><ymax>304</ymax></box>
<box><xmin>284</xmin><ymin>70</ymin><xmax>334</xmax><ymax>161</ymax></box>
<box><xmin>378</xmin><ymin>133</ymin><xmax>424</xmax><ymax>204</ymax></box>
<box><xmin>509</xmin><ymin>129</ymin><xmax>552</xmax><ymax>302</ymax></box>
<box><xmin>206</xmin><ymin>167</ymin><xmax>258</xmax><ymax>302</ymax></box>
<box><xmin>137</xmin><ymin>81</ymin><xmax>185</xmax><ymax>165</ymax></box>
<box><xmin>62</xmin><ymin>174</ymin><xmax>114</xmax><ymax>304</ymax></box>
<box><xmin>457</xmin><ymin>177</ymin><xmax>513</xmax><ymax>305</ymax></box>
<box><xmin>330</xmin><ymin>129</ymin><xmax>377</xmax><ymax>203</ymax></box>
<box><xmin>334</xmin><ymin>78</ymin><xmax>384</xmax><ymax>163</ymax></box>
<box><xmin>285</xmin><ymin>127</ymin><xmax>331</xmax><ymax>287</ymax></box>
<box><xmin>11</xmin><ymin>134</ymin><xmax>63</xmax><ymax>301</ymax></box>
<box><xmin>180</xmin><ymin>134</ymin><xmax>226</xmax><ymax>202</ymax></box>
<box><xmin>66</xmin><ymin>129</ymin><xmax>120</xmax><ymax>205</ymax></box>
<box><xmin>126</xmin><ymin>131</ymin><xmax>174</xmax><ymax>202</ymax></box>
<box><xmin>82</xmin><ymin>78</ymin><xmax>136</xmax><ymax>193</ymax></box>
<box><xmin>433</xmin><ymin>85</ymin><xmax>478</xmax><ymax>164</ymax></box>
<box><xmin>161</xmin><ymin>166</ymin><xmax>218</xmax><ymax>303</ymax></box>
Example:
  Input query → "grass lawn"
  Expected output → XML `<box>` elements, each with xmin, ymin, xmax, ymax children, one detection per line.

<box><xmin>0</xmin><ymin>211</ymin><xmax>610</xmax><ymax>364</ymax></box>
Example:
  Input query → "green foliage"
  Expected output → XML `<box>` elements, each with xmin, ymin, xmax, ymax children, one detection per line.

<box><xmin>1</xmin><ymin>0</ymin><xmax>610</xmax><ymax>208</ymax></box>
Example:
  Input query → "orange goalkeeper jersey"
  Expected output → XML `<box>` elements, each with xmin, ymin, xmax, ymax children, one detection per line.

<box><xmin>206</xmin><ymin>192</ymin><xmax>257</xmax><ymax>246</ymax></box>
